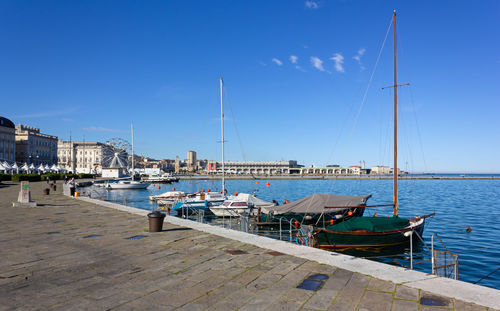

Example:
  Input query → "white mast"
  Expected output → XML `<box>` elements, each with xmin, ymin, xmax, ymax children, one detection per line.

<box><xmin>220</xmin><ymin>77</ymin><xmax>225</xmax><ymax>195</ymax></box>
<box><xmin>131</xmin><ymin>123</ymin><xmax>134</xmax><ymax>181</ymax></box>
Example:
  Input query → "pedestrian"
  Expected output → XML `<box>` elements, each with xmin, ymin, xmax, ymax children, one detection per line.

<box><xmin>69</xmin><ymin>177</ymin><xmax>76</xmax><ymax>197</ymax></box>
<box><xmin>46</xmin><ymin>176</ymin><xmax>50</xmax><ymax>184</ymax></box>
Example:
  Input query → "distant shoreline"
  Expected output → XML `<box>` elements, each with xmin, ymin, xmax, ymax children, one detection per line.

<box><xmin>178</xmin><ymin>175</ymin><xmax>500</xmax><ymax>180</ymax></box>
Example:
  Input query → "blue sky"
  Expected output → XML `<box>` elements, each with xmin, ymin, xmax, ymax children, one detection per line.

<box><xmin>1</xmin><ymin>1</ymin><xmax>499</xmax><ymax>173</ymax></box>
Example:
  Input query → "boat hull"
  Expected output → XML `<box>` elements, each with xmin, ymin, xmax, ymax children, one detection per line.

<box><xmin>259</xmin><ymin>206</ymin><xmax>365</xmax><ymax>227</ymax></box>
<box><xmin>313</xmin><ymin>215</ymin><xmax>431</xmax><ymax>250</ymax></box>
<box><xmin>106</xmin><ymin>182</ymin><xmax>151</xmax><ymax>190</ymax></box>
<box><xmin>209</xmin><ymin>206</ymin><xmax>252</xmax><ymax>217</ymax></box>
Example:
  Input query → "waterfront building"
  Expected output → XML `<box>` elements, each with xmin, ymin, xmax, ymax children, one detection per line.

<box><xmin>187</xmin><ymin>150</ymin><xmax>196</xmax><ymax>171</ymax></box>
<box><xmin>300</xmin><ymin>165</ymin><xmax>369</xmax><ymax>175</ymax></box>
<box><xmin>57</xmin><ymin>140</ymin><xmax>114</xmax><ymax>174</ymax></box>
<box><xmin>207</xmin><ymin>160</ymin><xmax>297</xmax><ymax>175</ymax></box>
<box><xmin>15</xmin><ymin>124</ymin><xmax>58</xmax><ymax>166</ymax></box>
<box><xmin>371</xmin><ymin>165</ymin><xmax>391</xmax><ymax>175</ymax></box>
<box><xmin>0</xmin><ymin>117</ymin><xmax>16</xmax><ymax>163</ymax></box>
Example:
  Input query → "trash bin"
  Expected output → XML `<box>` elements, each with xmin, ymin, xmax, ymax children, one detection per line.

<box><xmin>43</xmin><ymin>188</ymin><xmax>50</xmax><ymax>195</ymax></box>
<box><xmin>147</xmin><ymin>211</ymin><xmax>166</xmax><ymax>232</ymax></box>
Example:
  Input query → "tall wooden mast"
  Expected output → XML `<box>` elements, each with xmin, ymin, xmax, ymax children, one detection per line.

<box><xmin>393</xmin><ymin>10</ymin><xmax>398</xmax><ymax>216</ymax></box>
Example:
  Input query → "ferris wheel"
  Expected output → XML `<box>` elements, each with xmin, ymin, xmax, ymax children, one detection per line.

<box><xmin>103</xmin><ymin>138</ymin><xmax>131</xmax><ymax>168</ymax></box>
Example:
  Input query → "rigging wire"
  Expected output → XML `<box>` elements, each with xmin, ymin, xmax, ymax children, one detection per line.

<box><xmin>325</xmin><ymin>16</ymin><xmax>394</xmax><ymax>178</ymax></box>
<box><xmin>222</xmin><ymin>81</ymin><xmax>247</xmax><ymax>162</ymax></box>
<box><xmin>474</xmin><ymin>266</ymin><xmax>500</xmax><ymax>284</ymax></box>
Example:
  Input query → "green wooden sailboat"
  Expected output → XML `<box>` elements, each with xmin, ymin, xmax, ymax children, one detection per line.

<box><xmin>310</xmin><ymin>11</ymin><xmax>434</xmax><ymax>250</ymax></box>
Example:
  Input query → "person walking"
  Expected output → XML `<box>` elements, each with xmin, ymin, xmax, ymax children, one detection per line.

<box><xmin>46</xmin><ymin>176</ymin><xmax>50</xmax><ymax>184</ymax></box>
<box><xmin>69</xmin><ymin>177</ymin><xmax>76</xmax><ymax>197</ymax></box>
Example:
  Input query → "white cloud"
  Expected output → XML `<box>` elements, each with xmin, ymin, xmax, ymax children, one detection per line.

<box><xmin>310</xmin><ymin>56</ymin><xmax>325</xmax><ymax>71</ymax></box>
<box><xmin>295</xmin><ymin>65</ymin><xmax>306</xmax><ymax>72</ymax></box>
<box><xmin>305</xmin><ymin>1</ymin><xmax>319</xmax><ymax>9</ymax></box>
<box><xmin>83</xmin><ymin>126</ymin><xmax>128</xmax><ymax>133</ymax></box>
<box><xmin>353</xmin><ymin>48</ymin><xmax>366</xmax><ymax>70</ymax></box>
<box><xmin>330</xmin><ymin>53</ymin><xmax>345</xmax><ymax>72</ymax></box>
<box><xmin>289</xmin><ymin>55</ymin><xmax>298</xmax><ymax>64</ymax></box>
<box><xmin>272</xmin><ymin>58</ymin><xmax>283</xmax><ymax>66</ymax></box>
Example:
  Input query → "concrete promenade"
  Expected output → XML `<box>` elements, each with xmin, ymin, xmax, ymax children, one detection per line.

<box><xmin>0</xmin><ymin>181</ymin><xmax>499</xmax><ymax>310</ymax></box>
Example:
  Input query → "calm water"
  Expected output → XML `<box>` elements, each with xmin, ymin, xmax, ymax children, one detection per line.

<box><xmin>84</xmin><ymin>178</ymin><xmax>500</xmax><ymax>290</ymax></box>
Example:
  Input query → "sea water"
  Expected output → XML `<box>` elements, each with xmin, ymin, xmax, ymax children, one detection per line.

<box><xmin>86</xmin><ymin>177</ymin><xmax>500</xmax><ymax>290</ymax></box>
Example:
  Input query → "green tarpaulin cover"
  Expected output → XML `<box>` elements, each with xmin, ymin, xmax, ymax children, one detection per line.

<box><xmin>327</xmin><ymin>216</ymin><xmax>409</xmax><ymax>232</ymax></box>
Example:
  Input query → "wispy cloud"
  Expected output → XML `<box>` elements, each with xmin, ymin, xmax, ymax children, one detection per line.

<box><xmin>310</xmin><ymin>56</ymin><xmax>325</xmax><ymax>71</ymax></box>
<box><xmin>15</xmin><ymin>108</ymin><xmax>76</xmax><ymax>119</ymax></box>
<box><xmin>258</xmin><ymin>60</ymin><xmax>267</xmax><ymax>66</ymax></box>
<box><xmin>353</xmin><ymin>48</ymin><xmax>366</xmax><ymax>70</ymax></box>
<box><xmin>295</xmin><ymin>65</ymin><xmax>306</xmax><ymax>72</ymax></box>
<box><xmin>272</xmin><ymin>58</ymin><xmax>283</xmax><ymax>66</ymax></box>
<box><xmin>330</xmin><ymin>53</ymin><xmax>345</xmax><ymax>72</ymax></box>
<box><xmin>83</xmin><ymin>126</ymin><xmax>128</xmax><ymax>134</ymax></box>
<box><xmin>289</xmin><ymin>55</ymin><xmax>298</xmax><ymax>64</ymax></box>
<box><xmin>305</xmin><ymin>1</ymin><xmax>319</xmax><ymax>9</ymax></box>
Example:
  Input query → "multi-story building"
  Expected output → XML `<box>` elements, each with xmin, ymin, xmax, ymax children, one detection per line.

<box><xmin>300</xmin><ymin>165</ymin><xmax>369</xmax><ymax>175</ymax></box>
<box><xmin>207</xmin><ymin>160</ymin><xmax>296</xmax><ymax>175</ymax></box>
<box><xmin>0</xmin><ymin>117</ymin><xmax>16</xmax><ymax>163</ymax></box>
<box><xmin>370</xmin><ymin>166</ymin><xmax>391</xmax><ymax>175</ymax></box>
<box><xmin>57</xmin><ymin>140</ymin><xmax>114</xmax><ymax>174</ymax></box>
<box><xmin>15</xmin><ymin>124</ymin><xmax>58</xmax><ymax>166</ymax></box>
<box><xmin>187</xmin><ymin>151</ymin><xmax>197</xmax><ymax>171</ymax></box>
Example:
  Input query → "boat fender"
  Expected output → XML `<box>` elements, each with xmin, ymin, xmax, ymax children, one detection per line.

<box><xmin>347</xmin><ymin>211</ymin><xmax>353</xmax><ymax>216</ymax></box>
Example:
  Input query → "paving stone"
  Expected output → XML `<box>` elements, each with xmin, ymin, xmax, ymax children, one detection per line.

<box><xmin>453</xmin><ymin>300</ymin><xmax>488</xmax><ymax>311</ymax></box>
<box><xmin>281</xmin><ymin>287</ymin><xmax>315</xmax><ymax>304</ymax></box>
<box><xmin>322</xmin><ymin>268</ymin><xmax>353</xmax><ymax>291</ymax></box>
<box><xmin>394</xmin><ymin>285</ymin><xmax>419</xmax><ymax>300</ymax></box>
<box><xmin>367</xmin><ymin>278</ymin><xmax>396</xmax><ymax>293</ymax></box>
<box><xmin>327</xmin><ymin>301</ymin><xmax>357</xmax><ymax>311</ymax></box>
<box><xmin>391</xmin><ymin>299</ymin><xmax>419</xmax><ymax>311</ymax></box>
<box><xmin>357</xmin><ymin>290</ymin><xmax>393</xmax><ymax>311</ymax></box>
<box><xmin>302</xmin><ymin>289</ymin><xmax>338</xmax><ymax>310</ymax></box>
<box><xmin>264</xmin><ymin>298</ymin><xmax>302</xmax><ymax>311</ymax></box>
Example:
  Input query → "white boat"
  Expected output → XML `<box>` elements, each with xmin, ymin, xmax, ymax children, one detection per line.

<box><xmin>106</xmin><ymin>124</ymin><xmax>151</xmax><ymax>190</ymax></box>
<box><xmin>209</xmin><ymin>193</ymin><xmax>277</xmax><ymax>217</ymax></box>
<box><xmin>172</xmin><ymin>192</ymin><xmax>226</xmax><ymax>212</ymax></box>
<box><xmin>143</xmin><ymin>173</ymin><xmax>180</xmax><ymax>183</ymax></box>
<box><xmin>149</xmin><ymin>191</ymin><xmax>186</xmax><ymax>202</ymax></box>
<box><xmin>106</xmin><ymin>180</ymin><xmax>151</xmax><ymax>190</ymax></box>
<box><xmin>209</xmin><ymin>200</ymin><xmax>254</xmax><ymax>217</ymax></box>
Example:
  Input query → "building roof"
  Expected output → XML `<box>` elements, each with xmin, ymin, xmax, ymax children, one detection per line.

<box><xmin>0</xmin><ymin>117</ymin><xmax>15</xmax><ymax>129</ymax></box>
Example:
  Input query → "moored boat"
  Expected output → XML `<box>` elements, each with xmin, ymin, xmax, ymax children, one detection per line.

<box><xmin>307</xmin><ymin>11</ymin><xmax>434</xmax><ymax>250</ymax></box>
<box><xmin>259</xmin><ymin>193</ymin><xmax>370</xmax><ymax>225</ymax></box>
<box><xmin>209</xmin><ymin>199</ymin><xmax>254</xmax><ymax>217</ymax></box>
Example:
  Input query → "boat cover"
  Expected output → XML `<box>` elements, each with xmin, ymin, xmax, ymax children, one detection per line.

<box><xmin>326</xmin><ymin>216</ymin><xmax>409</xmax><ymax>232</ymax></box>
<box><xmin>234</xmin><ymin>193</ymin><xmax>275</xmax><ymax>207</ymax></box>
<box><xmin>262</xmin><ymin>193</ymin><xmax>371</xmax><ymax>215</ymax></box>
